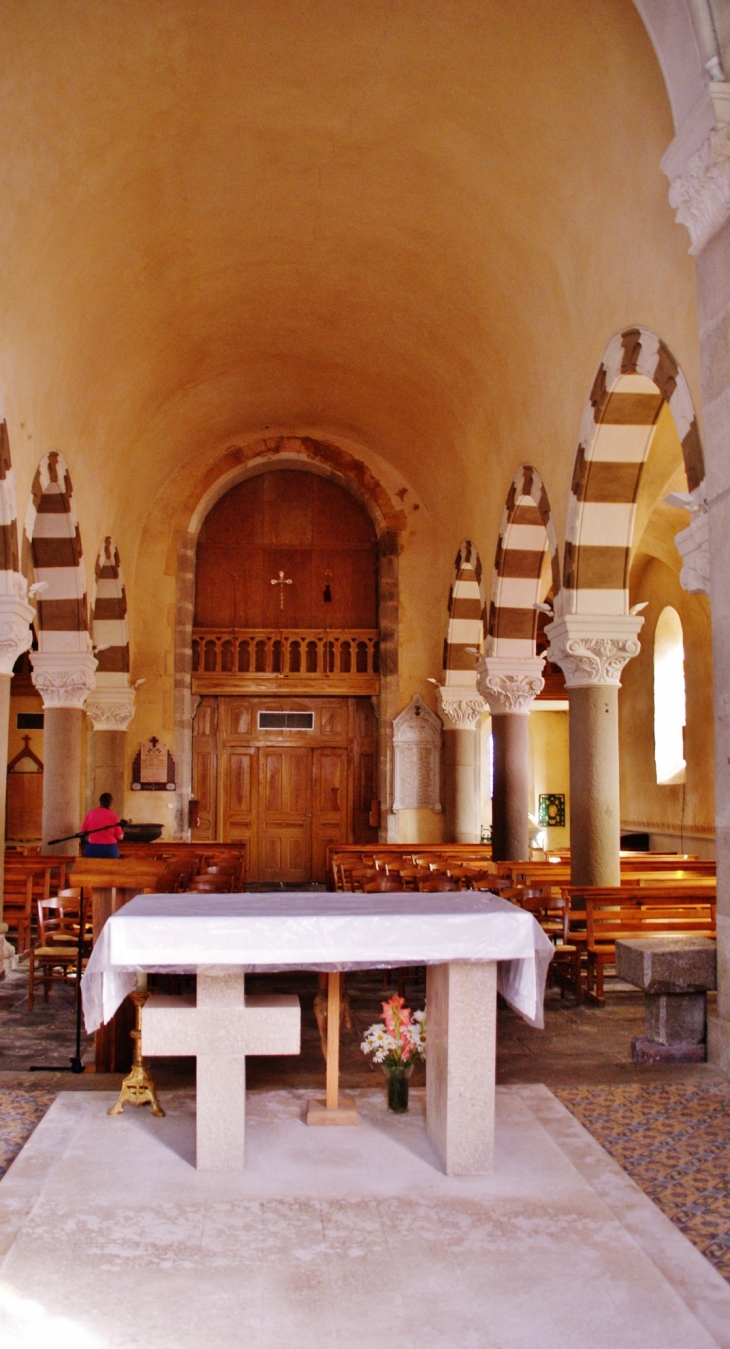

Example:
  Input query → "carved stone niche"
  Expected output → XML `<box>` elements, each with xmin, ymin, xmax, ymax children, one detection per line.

<box><xmin>392</xmin><ymin>693</ymin><xmax>442</xmax><ymax>814</ymax></box>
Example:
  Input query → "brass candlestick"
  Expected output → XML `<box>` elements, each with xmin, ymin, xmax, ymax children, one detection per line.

<box><xmin>108</xmin><ymin>990</ymin><xmax>165</xmax><ymax>1118</ymax></box>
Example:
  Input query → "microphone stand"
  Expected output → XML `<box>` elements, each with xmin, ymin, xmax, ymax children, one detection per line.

<box><xmin>29</xmin><ymin>821</ymin><xmax>125</xmax><ymax>1073</ymax></box>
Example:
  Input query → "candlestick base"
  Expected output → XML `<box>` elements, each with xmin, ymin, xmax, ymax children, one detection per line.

<box><xmin>108</xmin><ymin>991</ymin><xmax>165</xmax><ymax>1118</ymax></box>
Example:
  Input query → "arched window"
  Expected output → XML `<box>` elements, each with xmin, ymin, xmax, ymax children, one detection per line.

<box><xmin>654</xmin><ymin>606</ymin><xmax>686</xmax><ymax>785</ymax></box>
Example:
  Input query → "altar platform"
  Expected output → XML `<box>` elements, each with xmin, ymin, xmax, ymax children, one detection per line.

<box><xmin>2</xmin><ymin>1085</ymin><xmax>729</xmax><ymax>1349</ymax></box>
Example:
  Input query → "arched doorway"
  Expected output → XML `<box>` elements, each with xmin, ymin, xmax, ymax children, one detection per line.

<box><xmin>191</xmin><ymin>467</ymin><xmax>380</xmax><ymax>882</ymax></box>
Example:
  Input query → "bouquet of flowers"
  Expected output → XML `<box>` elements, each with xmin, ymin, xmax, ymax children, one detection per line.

<box><xmin>360</xmin><ymin>994</ymin><xmax>426</xmax><ymax>1069</ymax></box>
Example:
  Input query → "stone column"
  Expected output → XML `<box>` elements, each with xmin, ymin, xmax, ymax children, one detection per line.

<box><xmin>84</xmin><ymin>687</ymin><xmax>136</xmax><ymax>813</ymax></box>
<box><xmin>544</xmin><ymin>615</ymin><xmax>643</xmax><ymax>887</ymax></box>
<box><xmin>30</xmin><ymin>651</ymin><xmax>97</xmax><ymax>855</ymax></box>
<box><xmin>0</xmin><ymin>591</ymin><xmax>34</xmax><ymax>932</ymax></box>
<box><xmin>476</xmin><ymin>656</ymin><xmax>544</xmax><ymax>861</ymax></box>
<box><xmin>662</xmin><ymin>78</ymin><xmax>730</xmax><ymax>1071</ymax></box>
<box><xmin>438</xmin><ymin>689</ymin><xmax>484</xmax><ymax>843</ymax></box>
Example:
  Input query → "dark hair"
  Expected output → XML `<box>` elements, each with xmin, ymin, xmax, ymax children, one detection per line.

<box><xmin>99</xmin><ymin>792</ymin><xmax>113</xmax><ymax>809</ymax></box>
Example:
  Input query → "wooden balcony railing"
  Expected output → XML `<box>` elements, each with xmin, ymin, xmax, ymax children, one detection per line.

<box><xmin>191</xmin><ymin>628</ymin><xmax>380</xmax><ymax>695</ymax></box>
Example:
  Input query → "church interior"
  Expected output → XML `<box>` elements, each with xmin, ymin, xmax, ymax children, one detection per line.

<box><xmin>1</xmin><ymin>2</ymin><xmax>730</xmax><ymax>1346</ymax></box>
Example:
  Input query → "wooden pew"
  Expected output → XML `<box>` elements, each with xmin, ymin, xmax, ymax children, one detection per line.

<box><xmin>564</xmin><ymin>886</ymin><xmax>716</xmax><ymax>1003</ymax></box>
<box><xmin>3</xmin><ymin>859</ymin><xmax>69</xmax><ymax>955</ymax></box>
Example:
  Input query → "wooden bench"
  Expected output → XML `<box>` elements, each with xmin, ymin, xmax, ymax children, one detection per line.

<box><xmin>3</xmin><ymin>860</ymin><xmax>69</xmax><ymax>955</ymax></box>
<box><xmin>564</xmin><ymin>887</ymin><xmax>716</xmax><ymax>1003</ymax></box>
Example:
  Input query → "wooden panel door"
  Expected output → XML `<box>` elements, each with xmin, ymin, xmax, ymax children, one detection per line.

<box><xmin>312</xmin><ymin>747</ymin><xmax>348</xmax><ymax>884</ymax></box>
<box><xmin>258</xmin><ymin>747</ymin><xmax>312</xmax><ymax>883</ymax></box>
<box><xmin>191</xmin><ymin>697</ymin><xmax>217</xmax><ymax>840</ymax></box>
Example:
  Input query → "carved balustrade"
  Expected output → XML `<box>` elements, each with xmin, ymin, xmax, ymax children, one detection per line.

<box><xmin>191</xmin><ymin>628</ymin><xmax>380</xmax><ymax>695</ymax></box>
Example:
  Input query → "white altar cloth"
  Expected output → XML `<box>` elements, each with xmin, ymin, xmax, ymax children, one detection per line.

<box><xmin>82</xmin><ymin>891</ymin><xmax>552</xmax><ymax>1032</ymax></box>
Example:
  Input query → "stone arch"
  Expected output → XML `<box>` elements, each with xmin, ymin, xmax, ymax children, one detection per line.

<box><xmin>0</xmin><ymin>420</ymin><xmax>20</xmax><ymax>581</ymax></box>
<box><xmin>562</xmin><ymin>327</ymin><xmax>705</xmax><ymax>617</ymax></box>
<box><xmin>487</xmin><ymin>465</ymin><xmax>560</xmax><ymax>657</ymax></box>
<box><xmin>24</xmin><ymin>451</ymin><xmax>91</xmax><ymax>652</ymax></box>
<box><xmin>174</xmin><ymin>437</ymin><xmax>405</xmax><ymax>838</ymax></box>
<box><xmin>442</xmin><ymin>540</ymin><xmax>486</xmax><ymax>684</ymax></box>
<box><xmin>91</xmin><ymin>537</ymin><xmax>130</xmax><ymax>675</ymax></box>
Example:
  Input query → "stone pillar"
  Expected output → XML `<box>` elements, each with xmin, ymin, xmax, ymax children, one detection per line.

<box><xmin>662</xmin><ymin>79</ymin><xmax>730</xmax><ymax>1071</ymax></box>
<box><xmin>545</xmin><ymin>615</ymin><xmax>643</xmax><ymax>887</ymax></box>
<box><xmin>84</xmin><ymin>688</ymin><xmax>136</xmax><ymax>813</ymax></box>
<box><xmin>30</xmin><ymin>651</ymin><xmax>97</xmax><ymax>855</ymax></box>
<box><xmin>438</xmin><ymin>689</ymin><xmax>484</xmax><ymax>843</ymax></box>
<box><xmin>476</xmin><ymin>656</ymin><xmax>544</xmax><ymax>861</ymax></box>
<box><xmin>0</xmin><ymin>591</ymin><xmax>34</xmax><ymax>931</ymax></box>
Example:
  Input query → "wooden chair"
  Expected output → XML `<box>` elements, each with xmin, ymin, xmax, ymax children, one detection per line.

<box><xmin>363</xmin><ymin>876</ymin><xmax>403</xmax><ymax>893</ymax></box>
<box><xmin>515</xmin><ymin>893</ymin><xmax>582</xmax><ymax>1003</ymax></box>
<box><xmin>417</xmin><ymin>876</ymin><xmax>459</xmax><ymax>892</ymax></box>
<box><xmin>29</xmin><ymin>893</ymin><xmax>90</xmax><ymax>1011</ymax></box>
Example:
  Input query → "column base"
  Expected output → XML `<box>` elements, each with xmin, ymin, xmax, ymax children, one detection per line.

<box><xmin>707</xmin><ymin>1015</ymin><xmax>730</xmax><ymax>1077</ymax></box>
<box><xmin>631</xmin><ymin>1037</ymin><xmax>706</xmax><ymax>1064</ymax></box>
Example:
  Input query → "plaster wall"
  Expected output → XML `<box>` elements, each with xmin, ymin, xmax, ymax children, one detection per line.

<box><xmin>619</xmin><ymin>557</ymin><xmax>715</xmax><ymax>851</ymax></box>
<box><xmin>528</xmin><ymin>710</ymin><xmax>571</xmax><ymax>852</ymax></box>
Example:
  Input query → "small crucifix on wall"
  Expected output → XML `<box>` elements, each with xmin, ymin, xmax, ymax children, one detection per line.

<box><xmin>271</xmin><ymin>569</ymin><xmax>293</xmax><ymax>611</ymax></box>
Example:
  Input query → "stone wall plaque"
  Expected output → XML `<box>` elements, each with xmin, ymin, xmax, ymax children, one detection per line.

<box><xmin>392</xmin><ymin>693</ymin><xmax>442</xmax><ymax>813</ymax></box>
<box><xmin>132</xmin><ymin>736</ymin><xmax>176</xmax><ymax>791</ymax></box>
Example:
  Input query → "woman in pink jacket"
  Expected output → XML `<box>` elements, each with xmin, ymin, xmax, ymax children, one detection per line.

<box><xmin>80</xmin><ymin>793</ymin><xmax>124</xmax><ymax>859</ymax></box>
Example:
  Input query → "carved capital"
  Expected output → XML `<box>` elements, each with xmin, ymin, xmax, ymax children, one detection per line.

<box><xmin>544</xmin><ymin>615</ymin><xmax>642</xmax><ymax>689</ymax></box>
<box><xmin>437</xmin><ymin>688</ymin><xmax>485</xmax><ymax>730</ymax></box>
<box><xmin>0</xmin><ymin>592</ymin><xmax>34</xmax><ymax>677</ymax></box>
<box><xmin>85</xmin><ymin>686</ymin><xmax>136</xmax><ymax>731</ymax></box>
<box><xmin>30</xmin><ymin>650</ymin><xmax>98</xmax><ymax>710</ymax></box>
<box><xmin>476</xmin><ymin>656</ymin><xmax>545</xmax><ymax>716</ymax></box>
<box><xmin>665</xmin><ymin>488</ymin><xmax>710</xmax><ymax>596</ymax></box>
<box><xmin>666</xmin><ymin>83</ymin><xmax>730</xmax><ymax>254</ymax></box>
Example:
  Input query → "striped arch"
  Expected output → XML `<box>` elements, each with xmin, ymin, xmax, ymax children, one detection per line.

<box><xmin>0</xmin><ymin>420</ymin><xmax>21</xmax><ymax>583</ymax></box>
<box><xmin>564</xmin><ymin>327</ymin><xmax>705</xmax><ymax>616</ymax></box>
<box><xmin>442</xmin><ymin>540</ymin><xmax>486</xmax><ymax>685</ymax></box>
<box><xmin>25</xmin><ymin>451</ymin><xmax>90</xmax><ymax>651</ymax></box>
<box><xmin>487</xmin><ymin>465</ymin><xmax>560</xmax><ymax>657</ymax></box>
<box><xmin>92</xmin><ymin>537</ymin><xmax>130</xmax><ymax>674</ymax></box>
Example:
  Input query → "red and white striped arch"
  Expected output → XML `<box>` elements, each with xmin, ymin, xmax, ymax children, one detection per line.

<box><xmin>442</xmin><ymin>540</ymin><xmax>486</xmax><ymax>686</ymax></box>
<box><xmin>0</xmin><ymin>420</ymin><xmax>21</xmax><ymax>585</ymax></box>
<box><xmin>25</xmin><ymin>451</ymin><xmax>90</xmax><ymax>652</ymax></box>
<box><xmin>92</xmin><ymin>537</ymin><xmax>130</xmax><ymax>675</ymax></box>
<box><xmin>487</xmin><ymin>466</ymin><xmax>559</xmax><ymax>658</ymax></box>
<box><xmin>563</xmin><ymin>327</ymin><xmax>704</xmax><ymax>617</ymax></box>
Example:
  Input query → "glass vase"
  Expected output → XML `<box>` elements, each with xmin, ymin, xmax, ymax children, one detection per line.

<box><xmin>383</xmin><ymin>1062</ymin><xmax>414</xmax><ymax>1113</ymax></box>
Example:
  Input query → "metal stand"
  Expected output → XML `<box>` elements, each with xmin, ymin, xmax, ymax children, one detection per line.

<box><xmin>108</xmin><ymin>990</ymin><xmax>165</xmax><ymax>1117</ymax></box>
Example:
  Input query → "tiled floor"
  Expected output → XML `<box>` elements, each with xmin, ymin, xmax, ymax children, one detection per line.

<box><xmin>2</xmin><ymin>1087</ymin><xmax>730</xmax><ymax>1349</ymax></box>
<box><xmin>2</xmin><ymin>966</ymin><xmax>729</xmax><ymax>1294</ymax></box>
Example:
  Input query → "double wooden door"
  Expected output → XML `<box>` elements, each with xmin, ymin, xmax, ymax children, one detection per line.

<box><xmin>192</xmin><ymin>696</ymin><xmax>377</xmax><ymax>883</ymax></box>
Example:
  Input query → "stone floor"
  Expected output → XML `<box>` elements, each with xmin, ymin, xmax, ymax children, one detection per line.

<box><xmin>0</xmin><ymin>963</ymin><xmax>721</xmax><ymax>1089</ymax></box>
<box><xmin>2</xmin><ymin>1085</ymin><xmax>730</xmax><ymax>1349</ymax></box>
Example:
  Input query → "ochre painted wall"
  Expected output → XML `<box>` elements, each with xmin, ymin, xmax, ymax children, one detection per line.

<box><xmin>620</xmin><ymin>558</ymin><xmax>715</xmax><ymax>852</ymax></box>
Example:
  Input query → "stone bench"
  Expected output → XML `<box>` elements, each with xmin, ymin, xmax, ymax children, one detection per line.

<box><xmin>614</xmin><ymin>935</ymin><xmax>717</xmax><ymax>1063</ymax></box>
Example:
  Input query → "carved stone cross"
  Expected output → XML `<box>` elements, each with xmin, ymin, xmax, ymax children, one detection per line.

<box><xmin>142</xmin><ymin>970</ymin><xmax>300</xmax><ymax>1168</ymax></box>
<box><xmin>270</xmin><ymin>569</ymin><xmax>293</xmax><ymax>611</ymax></box>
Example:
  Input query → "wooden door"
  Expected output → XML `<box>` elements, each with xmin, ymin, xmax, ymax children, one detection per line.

<box><xmin>258</xmin><ymin>746</ymin><xmax>312</xmax><ymax>883</ymax></box>
<box><xmin>191</xmin><ymin>697</ymin><xmax>217</xmax><ymax>840</ymax></box>
<box><xmin>312</xmin><ymin>746</ymin><xmax>348</xmax><ymax>883</ymax></box>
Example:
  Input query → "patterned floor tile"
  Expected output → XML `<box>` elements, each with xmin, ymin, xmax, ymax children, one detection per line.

<box><xmin>556</xmin><ymin>1083</ymin><xmax>730</xmax><ymax>1282</ymax></box>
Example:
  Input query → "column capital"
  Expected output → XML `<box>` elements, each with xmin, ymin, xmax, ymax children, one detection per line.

<box><xmin>666</xmin><ymin>489</ymin><xmax>710</xmax><ymax>595</ymax></box>
<box><xmin>85</xmin><ymin>686</ymin><xmax>136</xmax><ymax>731</ymax></box>
<box><xmin>476</xmin><ymin>656</ymin><xmax>545</xmax><ymax>716</ymax></box>
<box><xmin>437</xmin><ymin>687</ymin><xmax>485</xmax><ymax>730</ymax></box>
<box><xmin>544</xmin><ymin>614</ymin><xmax>643</xmax><ymax>689</ymax></box>
<box><xmin>0</xmin><ymin>593</ymin><xmax>34</xmax><ymax>677</ymax></box>
<box><xmin>663</xmin><ymin>82</ymin><xmax>730</xmax><ymax>254</ymax></box>
<box><xmin>30</xmin><ymin>650</ymin><xmax>98</xmax><ymax>710</ymax></box>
